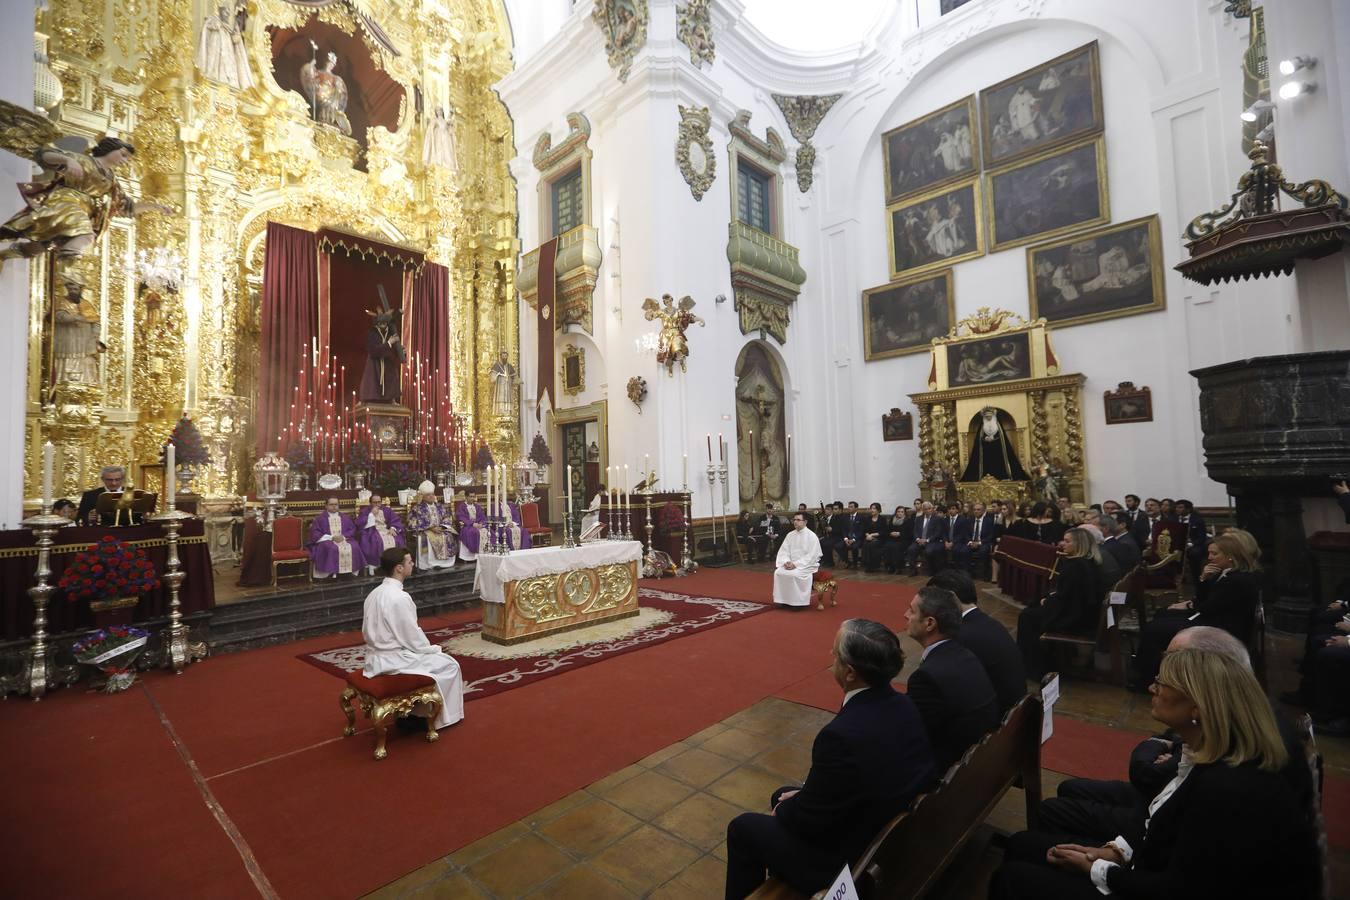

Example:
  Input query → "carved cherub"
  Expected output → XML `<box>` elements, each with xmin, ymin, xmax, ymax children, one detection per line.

<box><xmin>641</xmin><ymin>294</ymin><xmax>705</xmax><ymax>375</ymax></box>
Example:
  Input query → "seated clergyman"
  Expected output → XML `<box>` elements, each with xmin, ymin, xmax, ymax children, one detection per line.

<box><xmin>361</xmin><ymin>547</ymin><xmax>464</xmax><ymax>730</ymax></box>
<box><xmin>410</xmin><ymin>480</ymin><xmax>456</xmax><ymax>570</ymax></box>
<box><xmin>308</xmin><ymin>496</ymin><xmax>365</xmax><ymax>579</ymax></box>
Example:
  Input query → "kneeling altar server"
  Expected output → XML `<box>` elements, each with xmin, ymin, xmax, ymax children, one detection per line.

<box><xmin>773</xmin><ymin>512</ymin><xmax>822</xmax><ymax>609</ymax></box>
<box><xmin>361</xmin><ymin>547</ymin><xmax>464</xmax><ymax>729</ymax></box>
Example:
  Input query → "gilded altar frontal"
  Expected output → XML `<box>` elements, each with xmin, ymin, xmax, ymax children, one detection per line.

<box><xmin>18</xmin><ymin>0</ymin><xmax>520</xmax><ymax>504</ymax></box>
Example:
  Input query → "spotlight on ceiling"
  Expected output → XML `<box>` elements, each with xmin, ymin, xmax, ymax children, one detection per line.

<box><xmin>1278</xmin><ymin>56</ymin><xmax>1316</xmax><ymax>76</ymax></box>
<box><xmin>1278</xmin><ymin>80</ymin><xmax>1316</xmax><ymax>101</ymax></box>
<box><xmin>1240</xmin><ymin>98</ymin><xmax>1274</xmax><ymax>122</ymax></box>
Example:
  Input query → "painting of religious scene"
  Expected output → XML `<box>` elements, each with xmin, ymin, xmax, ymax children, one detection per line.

<box><xmin>882</xmin><ymin>95</ymin><xmax>979</xmax><ymax>204</ymax></box>
<box><xmin>946</xmin><ymin>331</ymin><xmax>1032</xmax><ymax>387</ymax></box>
<box><xmin>1027</xmin><ymin>215</ymin><xmax>1166</xmax><ymax>329</ymax></box>
<box><xmin>986</xmin><ymin>138</ymin><xmax>1107</xmax><ymax>251</ymax></box>
<box><xmin>888</xmin><ymin>180</ymin><xmax>984</xmax><ymax>279</ymax></box>
<box><xmin>979</xmin><ymin>42</ymin><xmax>1103</xmax><ymax>166</ymax></box>
<box><xmin>862</xmin><ymin>270</ymin><xmax>954</xmax><ymax>361</ymax></box>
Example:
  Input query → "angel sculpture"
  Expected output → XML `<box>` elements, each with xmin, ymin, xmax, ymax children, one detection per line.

<box><xmin>0</xmin><ymin>100</ymin><xmax>171</xmax><ymax>297</ymax></box>
<box><xmin>300</xmin><ymin>44</ymin><xmax>353</xmax><ymax>136</ymax></box>
<box><xmin>642</xmin><ymin>293</ymin><xmax>705</xmax><ymax>375</ymax></box>
<box><xmin>422</xmin><ymin>107</ymin><xmax>458</xmax><ymax>172</ymax></box>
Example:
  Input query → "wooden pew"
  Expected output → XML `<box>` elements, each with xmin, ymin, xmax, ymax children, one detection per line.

<box><xmin>749</xmin><ymin>679</ymin><xmax>1048</xmax><ymax>900</ymax></box>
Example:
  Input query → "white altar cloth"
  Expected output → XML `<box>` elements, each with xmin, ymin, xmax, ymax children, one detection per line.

<box><xmin>474</xmin><ymin>541</ymin><xmax>644</xmax><ymax>604</ymax></box>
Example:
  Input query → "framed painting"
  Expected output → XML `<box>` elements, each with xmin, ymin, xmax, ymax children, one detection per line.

<box><xmin>560</xmin><ymin>342</ymin><xmax>585</xmax><ymax>396</ymax></box>
<box><xmin>946</xmin><ymin>331</ymin><xmax>1032</xmax><ymax>387</ymax></box>
<box><xmin>979</xmin><ymin>41</ymin><xmax>1104</xmax><ymax>167</ymax></box>
<box><xmin>1027</xmin><ymin>214</ymin><xmax>1166</xmax><ymax>329</ymax></box>
<box><xmin>882</xmin><ymin>95</ymin><xmax>979</xmax><ymax>204</ymax></box>
<box><xmin>882</xmin><ymin>409</ymin><xmax>914</xmax><ymax>441</ymax></box>
<box><xmin>862</xmin><ymin>269</ymin><xmax>955</xmax><ymax>361</ymax></box>
<box><xmin>1104</xmin><ymin>382</ymin><xmax>1153</xmax><ymax>424</ymax></box>
<box><xmin>888</xmin><ymin>179</ymin><xmax>984</xmax><ymax>279</ymax></box>
<box><xmin>985</xmin><ymin>137</ymin><xmax>1108</xmax><ymax>252</ymax></box>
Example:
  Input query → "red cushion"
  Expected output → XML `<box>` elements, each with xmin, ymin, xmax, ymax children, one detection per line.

<box><xmin>272</xmin><ymin>550</ymin><xmax>311</xmax><ymax>561</ymax></box>
<box><xmin>813</xmin><ymin>569</ymin><xmax>834</xmax><ymax>582</ymax></box>
<box><xmin>344</xmin><ymin>670</ymin><xmax>436</xmax><ymax>699</ymax></box>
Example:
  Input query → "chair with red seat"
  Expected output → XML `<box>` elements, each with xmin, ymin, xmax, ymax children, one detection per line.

<box><xmin>339</xmin><ymin>670</ymin><xmax>443</xmax><ymax>760</ymax></box>
<box><xmin>520</xmin><ymin>502</ymin><xmax>552</xmax><ymax>546</ymax></box>
<box><xmin>270</xmin><ymin>516</ymin><xmax>311</xmax><ymax>588</ymax></box>
<box><xmin>812</xmin><ymin>568</ymin><xmax>838</xmax><ymax>610</ymax></box>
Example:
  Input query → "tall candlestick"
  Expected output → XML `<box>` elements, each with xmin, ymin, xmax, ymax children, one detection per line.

<box><xmin>787</xmin><ymin>433</ymin><xmax>792</xmax><ymax>468</ymax></box>
<box><xmin>566</xmin><ymin>464</ymin><xmax>573</xmax><ymax>520</ymax></box>
<box><xmin>719</xmin><ymin>433</ymin><xmax>724</xmax><ymax>462</ymax></box>
<box><xmin>706</xmin><ymin>434</ymin><xmax>712</xmax><ymax>462</ymax></box>
<box><xmin>748</xmin><ymin>431</ymin><xmax>754</xmax><ymax>481</ymax></box>
<box><xmin>41</xmin><ymin>441</ymin><xmax>53</xmax><ymax>511</ymax></box>
<box><xmin>682</xmin><ymin>452</ymin><xmax>688</xmax><ymax>488</ymax></box>
<box><xmin>165</xmin><ymin>442</ymin><xmax>176</xmax><ymax>508</ymax></box>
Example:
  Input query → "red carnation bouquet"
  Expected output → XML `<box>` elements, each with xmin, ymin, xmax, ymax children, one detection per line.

<box><xmin>71</xmin><ymin>625</ymin><xmax>150</xmax><ymax>693</ymax></box>
<box><xmin>58</xmin><ymin>535</ymin><xmax>160</xmax><ymax>603</ymax></box>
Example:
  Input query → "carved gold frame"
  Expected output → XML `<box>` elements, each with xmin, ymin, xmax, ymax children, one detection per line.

<box><xmin>984</xmin><ymin>136</ymin><xmax>1110</xmax><ymax>253</ymax></box>
<box><xmin>1025</xmin><ymin>214</ymin><xmax>1166</xmax><ymax>329</ymax></box>
<box><xmin>676</xmin><ymin>104</ymin><xmax>716</xmax><ymax>201</ymax></box>
<box><xmin>978</xmin><ymin>41</ymin><xmax>1103</xmax><ymax>168</ymax></box>
<box><xmin>881</xmin><ymin>94</ymin><xmax>980</xmax><ymax>204</ymax></box>
<box><xmin>560</xmin><ymin>342</ymin><xmax>585</xmax><ymax>396</ymax></box>
<box><xmin>861</xmin><ymin>268</ymin><xmax>956</xmax><ymax>361</ymax></box>
<box><xmin>886</xmin><ymin>178</ymin><xmax>985</xmax><ymax>280</ymax></box>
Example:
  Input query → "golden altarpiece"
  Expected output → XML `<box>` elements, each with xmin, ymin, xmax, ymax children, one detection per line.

<box><xmin>20</xmin><ymin>0</ymin><xmax>521</xmax><ymax>520</ymax></box>
<box><xmin>909</xmin><ymin>309</ymin><xmax>1087</xmax><ymax>507</ymax></box>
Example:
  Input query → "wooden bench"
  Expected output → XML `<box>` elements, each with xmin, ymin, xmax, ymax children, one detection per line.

<box><xmin>1039</xmin><ymin>572</ymin><xmax>1131</xmax><ymax>684</ymax></box>
<box><xmin>749</xmin><ymin>677</ymin><xmax>1048</xmax><ymax>900</ymax></box>
<box><xmin>339</xmin><ymin>671</ymin><xmax>443</xmax><ymax>760</ymax></box>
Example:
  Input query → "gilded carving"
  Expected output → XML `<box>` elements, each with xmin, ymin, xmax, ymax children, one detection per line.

<box><xmin>592</xmin><ymin>0</ymin><xmax>649</xmax><ymax>83</ymax></box>
<box><xmin>770</xmin><ymin>93</ymin><xmax>841</xmax><ymax>193</ymax></box>
<box><xmin>675</xmin><ymin>105</ymin><xmax>715</xmax><ymax>201</ymax></box>
<box><xmin>675</xmin><ymin>0</ymin><xmax>714</xmax><ymax>68</ymax></box>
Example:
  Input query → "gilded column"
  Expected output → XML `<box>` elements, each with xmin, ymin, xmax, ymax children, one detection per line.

<box><xmin>1028</xmin><ymin>390</ymin><xmax>1048</xmax><ymax>467</ymax></box>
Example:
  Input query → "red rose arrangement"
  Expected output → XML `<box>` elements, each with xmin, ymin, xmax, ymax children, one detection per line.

<box><xmin>58</xmin><ymin>535</ymin><xmax>160</xmax><ymax>602</ymax></box>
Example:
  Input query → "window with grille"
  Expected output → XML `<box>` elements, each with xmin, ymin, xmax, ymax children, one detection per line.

<box><xmin>737</xmin><ymin>160</ymin><xmax>772</xmax><ymax>234</ymax></box>
<box><xmin>551</xmin><ymin>167</ymin><xmax>584</xmax><ymax>237</ymax></box>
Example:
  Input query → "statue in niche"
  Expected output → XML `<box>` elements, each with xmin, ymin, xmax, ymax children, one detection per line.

<box><xmin>960</xmin><ymin>407</ymin><xmax>1030</xmax><ymax>482</ymax></box>
<box><xmin>301</xmin><ymin>43</ymin><xmax>353</xmax><ymax>136</ymax></box>
<box><xmin>489</xmin><ymin>352</ymin><xmax>517</xmax><ymax>417</ymax></box>
<box><xmin>642</xmin><ymin>294</ymin><xmax>704</xmax><ymax>375</ymax></box>
<box><xmin>52</xmin><ymin>283</ymin><xmax>103</xmax><ymax>386</ymax></box>
<box><xmin>196</xmin><ymin>3</ymin><xmax>254</xmax><ymax>91</ymax></box>
<box><xmin>359</xmin><ymin>287</ymin><xmax>405</xmax><ymax>404</ymax></box>
<box><xmin>734</xmin><ymin>343</ymin><xmax>788</xmax><ymax>511</ymax></box>
<box><xmin>422</xmin><ymin>107</ymin><xmax>458</xmax><ymax>172</ymax></box>
<box><xmin>0</xmin><ymin>110</ymin><xmax>172</xmax><ymax>298</ymax></box>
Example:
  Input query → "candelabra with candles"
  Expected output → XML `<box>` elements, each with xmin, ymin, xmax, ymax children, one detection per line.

<box><xmin>0</xmin><ymin>507</ymin><xmax>78</xmax><ymax>699</ymax></box>
<box><xmin>680</xmin><ymin>481</ymin><xmax>698</xmax><ymax>574</ymax></box>
<box><xmin>561</xmin><ymin>501</ymin><xmax>577</xmax><ymax>549</ymax></box>
<box><xmin>702</xmin><ymin>461</ymin><xmax>733</xmax><ymax>566</ymax></box>
<box><xmin>149</xmin><ymin>505</ymin><xmax>205</xmax><ymax>672</ymax></box>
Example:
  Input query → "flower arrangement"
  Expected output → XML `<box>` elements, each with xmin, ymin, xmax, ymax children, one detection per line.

<box><xmin>161</xmin><ymin>415</ymin><xmax>211</xmax><ymax>466</ymax></box>
<box><xmin>474</xmin><ymin>445</ymin><xmax>495</xmax><ymax>471</ymax></box>
<box><xmin>430</xmin><ymin>445</ymin><xmax>452</xmax><ymax>470</ymax></box>
<box><xmin>285</xmin><ymin>443</ymin><xmax>314</xmax><ymax>470</ymax></box>
<box><xmin>58</xmin><ymin>536</ymin><xmax>160</xmax><ymax>603</ymax></box>
<box><xmin>347</xmin><ymin>440</ymin><xmax>372</xmax><ymax>470</ymax></box>
<box><xmin>528</xmin><ymin>433</ymin><xmax>553</xmax><ymax>466</ymax></box>
<box><xmin>373</xmin><ymin>463</ymin><xmax>417</xmax><ymax>498</ymax></box>
<box><xmin>71</xmin><ymin>625</ymin><xmax>150</xmax><ymax>693</ymax></box>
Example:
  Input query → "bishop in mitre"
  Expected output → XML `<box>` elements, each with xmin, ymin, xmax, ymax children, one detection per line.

<box><xmin>772</xmin><ymin>512</ymin><xmax>822</xmax><ymax>609</ymax></box>
<box><xmin>361</xmin><ymin>548</ymin><xmax>464</xmax><ymax>730</ymax></box>
<box><xmin>410</xmin><ymin>480</ymin><xmax>456</xmax><ymax>570</ymax></box>
<box><xmin>309</xmin><ymin>496</ymin><xmax>366</xmax><ymax>579</ymax></box>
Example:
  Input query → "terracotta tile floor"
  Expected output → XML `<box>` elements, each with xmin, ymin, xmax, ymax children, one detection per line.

<box><xmin>362</xmin><ymin>567</ymin><xmax>1350</xmax><ymax>900</ymax></box>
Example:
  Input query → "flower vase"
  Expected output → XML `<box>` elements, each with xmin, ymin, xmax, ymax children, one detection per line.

<box><xmin>177</xmin><ymin>468</ymin><xmax>197</xmax><ymax>495</ymax></box>
<box><xmin>89</xmin><ymin>596</ymin><xmax>139</xmax><ymax>628</ymax></box>
<box><xmin>353</xmin><ymin>471</ymin><xmax>366</xmax><ymax>490</ymax></box>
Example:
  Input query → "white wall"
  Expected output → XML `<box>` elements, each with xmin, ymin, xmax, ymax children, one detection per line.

<box><xmin>0</xmin><ymin>3</ymin><xmax>35</xmax><ymax>527</ymax></box>
<box><xmin>498</xmin><ymin>0</ymin><xmax>1347</xmax><ymax>518</ymax></box>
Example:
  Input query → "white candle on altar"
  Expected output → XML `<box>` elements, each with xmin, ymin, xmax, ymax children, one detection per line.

<box><xmin>166</xmin><ymin>442</ymin><xmax>176</xmax><ymax>509</ymax></box>
<box><xmin>644</xmin><ymin>454</ymin><xmax>650</xmax><ymax>485</ymax></box>
<box><xmin>500</xmin><ymin>464</ymin><xmax>507</xmax><ymax>510</ymax></box>
<box><xmin>623</xmin><ymin>464</ymin><xmax>630</xmax><ymax>520</ymax></box>
<box><xmin>41</xmin><ymin>441</ymin><xmax>53</xmax><ymax>511</ymax></box>
<box><xmin>566</xmin><ymin>464</ymin><xmax>574</xmax><ymax>519</ymax></box>
<box><xmin>682</xmin><ymin>452</ymin><xmax>688</xmax><ymax>488</ymax></box>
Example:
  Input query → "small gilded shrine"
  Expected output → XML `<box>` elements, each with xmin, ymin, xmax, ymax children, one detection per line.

<box><xmin>909</xmin><ymin>308</ymin><xmax>1086</xmax><ymax>507</ymax></box>
<box><xmin>17</xmin><ymin>0</ymin><xmax>520</xmax><ymax>507</ymax></box>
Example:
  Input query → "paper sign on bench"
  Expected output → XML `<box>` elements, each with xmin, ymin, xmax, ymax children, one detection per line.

<box><xmin>1106</xmin><ymin>590</ymin><xmax>1128</xmax><ymax>628</ymax></box>
<box><xmin>823</xmin><ymin>864</ymin><xmax>860</xmax><ymax>900</ymax></box>
<box><xmin>1041</xmin><ymin>674</ymin><xmax>1060</xmax><ymax>744</ymax></box>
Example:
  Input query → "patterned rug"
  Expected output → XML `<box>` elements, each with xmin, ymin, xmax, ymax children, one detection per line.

<box><xmin>297</xmin><ymin>587</ymin><xmax>769</xmax><ymax>701</ymax></box>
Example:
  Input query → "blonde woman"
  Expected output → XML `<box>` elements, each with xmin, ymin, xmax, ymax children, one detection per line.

<box><xmin>992</xmin><ymin>648</ymin><xmax>1319</xmax><ymax>900</ymax></box>
<box><xmin>1016</xmin><ymin>527</ymin><xmax>1104</xmax><ymax>678</ymax></box>
<box><xmin>1132</xmin><ymin>529</ymin><xmax>1262</xmax><ymax>688</ymax></box>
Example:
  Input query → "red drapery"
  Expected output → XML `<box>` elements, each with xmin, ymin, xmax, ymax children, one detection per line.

<box><xmin>536</xmin><ymin>238</ymin><xmax>559</xmax><ymax>420</ymax></box>
<box><xmin>994</xmin><ymin>535</ymin><xmax>1061</xmax><ymax>605</ymax></box>
<box><xmin>258</xmin><ymin>222</ymin><xmax>318</xmax><ymax>455</ymax></box>
<box><xmin>409</xmin><ymin>262</ymin><xmax>450</xmax><ymax>435</ymax></box>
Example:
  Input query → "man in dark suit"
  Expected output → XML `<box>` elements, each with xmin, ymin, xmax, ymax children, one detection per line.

<box><xmin>928</xmin><ymin>569</ymin><xmax>1026</xmax><ymax>715</ymax></box>
<box><xmin>1173</xmin><ymin>499</ymin><xmax>1209</xmax><ymax>584</ymax></box>
<box><xmin>724</xmin><ymin>619</ymin><xmax>934</xmax><ymax>899</ymax></box>
<box><xmin>750</xmin><ymin>504</ymin><xmax>786</xmax><ymax>563</ymax></box>
<box><xmin>75</xmin><ymin>465</ymin><xmax>133</xmax><ymax>526</ymax></box>
<box><xmin>838</xmin><ymin>501</ymin><xmax>864</xmax><ymax>568</ymax></box>
<box><xmin>952</xmin><ymin>501</ymin><xmax>999</xmax><ymax>580</ymax></box>
<box><xmin>905</xmin><ymin>501</ymin><xmax>948</xmax><ymax>576</ymax></box>
<box><xmin>1099</xmin><ymin>512</ymin><xmax>1142</xmax><ymax>574</ymax></box>
<box><xmin>905</xmin><ymin>585</ymin><xmax>1000</xmax><ymax>773</ymax></box>
<box><xmin>1133</xmin><ymin>497</ymin><xmax>1162</xmax><ymax>549</ymax></box>
<box><xmin>819</xmin><ymin>502</ymin><xmax>844</xmax><ymax>566</ymax></box>
<box><xmin>943</xmin><ymin>502</ymin><xmax>970</xmax><ymax>572</ymax></box>
<box><xmin>1123</xmin><ymin>494</ymin><xmax>1150</xmax><ymax>547</ymax></box>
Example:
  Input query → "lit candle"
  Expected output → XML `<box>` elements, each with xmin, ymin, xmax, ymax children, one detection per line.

<box><xmin>719</xmin><ymin>433</ymin><xmax>724</xmax><ymax>462</ymax></box>
<box><xmin>166</xmin><ymin>441</ymin><xmax>176</xmax><ymax>509</ymax></box>
<box><xmin>706</xmin><ymin>433</ymin><xmax>712</xmax><ymax>462</ymax></box>
<box><xmin>566</xmin><ymin>464</ymin><xmax>573</xmax><ymax>520</ymax></box>
<box><xmin>682</xmin><ymin>452</ymin><xmax>688</xmax><ymax>488</ymax></box>
<box><xmin>623</xmin><ymin>464</ymin><xmax>630</xmax><ymax>521</ymax></box>
<box><xmin>41</xmin><ymin>441</ymin><xmax>53</xmax><ymax>511</ymax></box>
<box><xmin>787</xmin><ymin>433</ymin><xmax>792</xmax><ymax>464</ymax></box>
<box><xmin>748</xmin><ymin>431</ymin><xmax>754</xmax><ymax>481</ymax></box>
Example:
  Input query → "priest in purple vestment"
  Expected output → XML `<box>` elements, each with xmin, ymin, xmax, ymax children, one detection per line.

<box><xmin>505</xmin><ymin>501</ymin><xmax>532</xmax><ymax>550</ymax></box>
<box><xmin>410</xmin><ymin>480</ymin><xmax>457</xmax><ymax>570</ymax></box>
<box><xmin>356</xmin><ymin>493</ymin><xmax>405</xmax><ymax>574</ymax></box>
<box><xmin>455</xmin><ymin>496</ymin><xmax>487</xmax><ymax>561</ymax></box>
<box><xmin>309</xmin><ymin>496</ymin><xmax>366</xmax><ymax>578</ymax></box>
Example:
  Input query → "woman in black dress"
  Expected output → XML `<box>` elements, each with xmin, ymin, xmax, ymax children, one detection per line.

<box><xmin>860</xmin><ymin>502</ymin><xmax>888</xmax><ymax>572</ymax></box>
<box><xmin>882</xmin><ymin>505</ymin><xmax>913</xmax><ymax>573</ymax></box>
<box><xmin>1017</xmin><ymin>527</ymin><xmax>1105</xmax><ymax>678</ymax></box>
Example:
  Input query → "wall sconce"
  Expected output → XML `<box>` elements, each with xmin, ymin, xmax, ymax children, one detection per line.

<box><xmin>1278</xmin><ymin>79</ymin><xmax>1316</xmax><ymax>101</ymax></box>
<box><xmin>1240</xmin><ymin>98</ymin><xmax>1273</xmax><ymax>122</ymax></box>
<box><xmin>1278</xmin><ymin>56</ymin><xmax>1316</xmax><ymax>76</ymax></box>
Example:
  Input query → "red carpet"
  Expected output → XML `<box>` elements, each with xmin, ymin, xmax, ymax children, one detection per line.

<box><xmin>297</xmin><ymin>586</ymin><xmax>770</xmax><ymax>698</ymax></box>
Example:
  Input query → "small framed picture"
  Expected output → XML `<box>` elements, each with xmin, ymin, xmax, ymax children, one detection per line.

<box><xmin>888</xmin><ymin>179</ymin><xmax>984</xmax><ymax>279</ymax></box>
<box><xmin>881</xmin><ymin>95</ymin><xmax>980</xmax><ymax>204</ymax></box>
<box><xmin>1104</xmin><ymin>382</ymin><xmax>1153</xmax><ymax>424</ymax></box>
<box><xmin>862</xmin><ymin>269</ymin><xmax>955</xmax><ymax>361</ymax></box>
<box><xmin>1027</xmin><ymin>215</ymin><xmax>1166</xmax><ymax>329</ymax></box>
<box><xmin>882</xmin><ymin>409</ymin><xmax>914</xmax><ymax>442</ymax></box>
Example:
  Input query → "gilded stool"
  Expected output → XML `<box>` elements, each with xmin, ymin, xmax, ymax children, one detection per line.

<box><xmin>812</xmin><ymin>569</ymin><xmax>838</xmax><ymax>610</ymax></box>
<box><xmin>339</xmin><ymin>670</ymin><xmax>443</xmax><ymax>760</ymax></box>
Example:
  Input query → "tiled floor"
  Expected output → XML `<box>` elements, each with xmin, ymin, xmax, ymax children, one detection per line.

<box><xmin>361</xmin><ymin>567</ymin><xmax>1350</xmax><ymax>900</ymax></box>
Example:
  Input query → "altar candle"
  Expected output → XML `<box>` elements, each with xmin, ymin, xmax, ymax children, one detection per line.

<box><xmin>682</xmin><ymin>453</ymin><xmax>688</xmax><ymax>488</ymax></box>
<box><xmin>719</xmin><ymin>433</ymin><xmax>724</xmax><ymax>462</ymax></box>
<box><xmin>41</xmin><ymin>441</ymin><xmax>53</xmax><ymax>510</ymax></box>
<box><xmin>566</xmin><ymin>464</ymin><xmax>573</xmax><ymax>519</ymax></box>
<box><xmin>644</xmin><ymin>454</ymin><xmax>650</xmax><ymax>484</ymax></box>
<box><xmin>623</xmin><ymin>464</ymin><xmax>630</xmax><ymax>518</ymax></box>
<box><xmin>486</xmin><ymin>461</ymin><xmax>493</xmax><ymax>517</ymax></box>
<box><xmin>787</xmin><ymin>434</ymin><xmax>792</xmax><ymax>465</ymax></box>
<box><xmin>706</xmin><ymin>434</ymin><xmax>712</xmax><ymax>462</ymax></box>
<box><xmin>748</xmin><ymin>431</ymin><xmax>755</xmax><ymax>480</ymax></box>
<box><xmin>166</xmin><ymin>442</ymin><xmax>176</xmax><ymax>508</ymax></box>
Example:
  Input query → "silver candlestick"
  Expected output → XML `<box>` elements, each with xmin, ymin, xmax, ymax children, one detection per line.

<box><xmin>561</xmin><ymin>503</ymin><xmax>577</xmax><ymax>548</ymax></box>
<box><xmin>148</xmin><ymin>507</ymin><xmax>206</xmax><ymax>673</ymax></box>
<box><xmin>680</xmin><ymin>489</ymin><xmax>697</xmax><ymax>573</ymax></box>
<box><xmin>0</xmin><ymin>509</ymin><xmax>79</xmax><ymax>699</ymax></box>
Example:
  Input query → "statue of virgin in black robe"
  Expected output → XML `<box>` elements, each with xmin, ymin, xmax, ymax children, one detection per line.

<box><xmin>960</xmin><ymin>407</ymin><xmax>1029</xmax><ymax>482</ymax></box>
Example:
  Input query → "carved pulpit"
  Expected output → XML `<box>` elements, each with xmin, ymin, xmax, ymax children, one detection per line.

<box><xmin>909</xmin><ymin>308</ymin><xmax>1087</xmax><ymax>507</ymax></box>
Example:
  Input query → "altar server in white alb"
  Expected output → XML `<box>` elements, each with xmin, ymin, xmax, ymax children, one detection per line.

<box><xmin>361</xmin><ymin>547</ymin><xmax>464</xmax><ymax>729</ymax></box>
<box><xmin>773</xmin><ymin>512</ymin><xmax>822</xmax><ymax>609</ymax></box>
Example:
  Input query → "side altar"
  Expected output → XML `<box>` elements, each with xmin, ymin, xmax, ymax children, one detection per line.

<box><xmin>473</xmin><ymin>541</ymin><xmax>642</xmax><ymax>645</ymax></box>
<box><xmin>909</xmin><ymin>309</ymin><xmax>1087</xmax><ymax>507</ymax></box>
